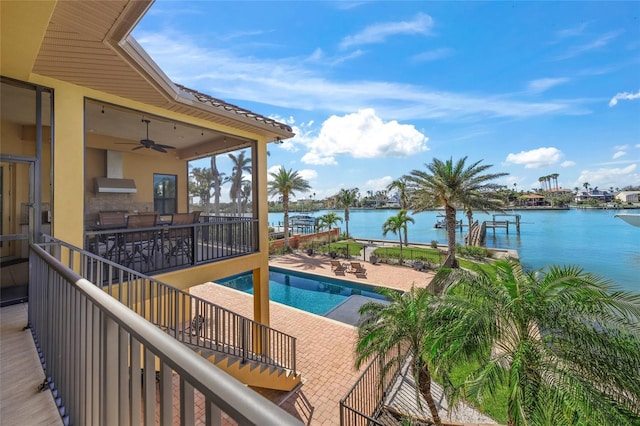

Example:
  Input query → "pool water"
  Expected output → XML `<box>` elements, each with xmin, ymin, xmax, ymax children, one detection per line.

<box><xmin>216</xmin><ymin>267</ymin><xmax>388</xmax><ymax>316</ymax></box>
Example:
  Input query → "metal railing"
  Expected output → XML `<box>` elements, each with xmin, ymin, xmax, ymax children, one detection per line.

<box><xmin>42</xmin><ymin>237</ymin><xmax>297</xmax><ymax>374</ymax></box>
<box><xmin>340</xmin><ymin>345</ymin><xmax>406</xmax><ymax>426</ymax></box>
<box><xmin>85</xmin><ymin>216</ymin><xmax>258</xmax><ymax>275</ymax></box>
<box><xmin>28</xmin><ymin>241</ymin><xmax>303</xmax><ymax>426</ymax></box>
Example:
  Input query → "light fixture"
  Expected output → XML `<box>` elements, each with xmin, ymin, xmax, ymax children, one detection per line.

<box><xmin>275</xmin><ymin>137</ymin><xmax>284</xmax><ymax>144</ymax></box>
<box><xmin>101</xmin><ymin>105</ymin><xmax>105</xmax><ymax>114</ymax></box>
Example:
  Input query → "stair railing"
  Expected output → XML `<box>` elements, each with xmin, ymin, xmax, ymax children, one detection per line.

<box><xmin>39</xmin><ymin>236</ymin><xmax>296</xmax><ymax>374</ymax></box>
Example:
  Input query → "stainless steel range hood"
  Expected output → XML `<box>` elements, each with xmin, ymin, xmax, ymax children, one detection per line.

<box><xmin>95</xmin><ymin>151</ymin><xmax>137</xmax><ymax>193</ymax></box>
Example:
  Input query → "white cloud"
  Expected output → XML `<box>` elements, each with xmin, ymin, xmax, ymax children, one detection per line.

<box><xmin>612</xmin><ymin>151</ymin><xmax>626</xmax><ymax>159</ymax></box>
<box><xmin>526</xmin><ymin>78</ymin><xmax>569</xmax><ymax>94</ymax></box>
<box><xmin>561</xmin><ymin>160</ymin><xmax>576</xmax><ymax>167</ymax></box>
<box><xmin>298</xmin><ymin>169</ymin><xmax>318</xmax><ymax>181</ymax></box>
<box><xmin>410</xmin><ymin>48</ymin><xmax>454</xmax><ymax>62</ymax></box>
<box><xmin>364</xmin><ymin>176</ymin><xmax>394</xmax><ymax>192</ymax></box>
<box><xmin>554</xmin><ymin>30</ymin><xmax>622</xmax><ymax>60</ymax></box>
<box><xmin>339</xmin><ymin>13</ymin><xmax>433</xmax><ymax>50</ymax></box>
<box><xmin>608</xmin><ymin>89</ymin><xmax>640</xmax><ymax>107</ymax></box>
<box><xmin>505</xmin><ymin>147</ymin><xmax>563</xmax><ymax>169</ymax></box>
<box><xmin>575</xmin><ymin>164</ymin><xmax>639</xmax><ymax>189</ymax></box>
<box><xmin>300</xmin><ymin>109</ymin><xmax>429</xmax><ymax>165</ymax></box>
<box><xmin>267</xmin><ymin>165</ymin><xmax>282</xmax><ymax>176</ymax></box>
<box><xmin>266</xmin><ymin>165</ymin><xmax>317</xmax><ymax>187</ymax></box>
<box><xmin>555</xmin><ymin>22</ymin><xmax>590</xmax><ymax>39</ymax></box>
<box><xmin>135</xmin><ymin>31</ymin><xmax>590</xmax><ymax>121</ymax></box>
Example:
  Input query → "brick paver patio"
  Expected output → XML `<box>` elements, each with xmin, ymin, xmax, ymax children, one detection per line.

<box><xmin>190</xmin><ymin>252</ymin><xmax>436</xmax><ymax>425</ymax></box>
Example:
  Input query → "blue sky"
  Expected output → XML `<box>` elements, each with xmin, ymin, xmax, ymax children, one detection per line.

<box><xmin>133</xmin><ymin>1</ymin><xmax>640</xmax><ymax>201</ymax></box>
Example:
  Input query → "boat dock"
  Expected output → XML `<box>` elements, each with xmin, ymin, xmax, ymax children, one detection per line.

<box><xmin>484</xmin><ymin>213</ymin><xmax>521</xmax><ymax>234</ymax></box>
<box><xmin>467</xmin><ymin>214</ymin><xmax>522</xmax><ymax>246</ymax></box>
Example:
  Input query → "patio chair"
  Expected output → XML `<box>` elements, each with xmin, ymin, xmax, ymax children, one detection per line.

<box><xmin>94</xmin><ymin>211</ymin><xmax>127</xmax><ymax>260</ymax></box>
<box><xmin>349</xmin><ymin>262</ymin><xmax>367</xmax><ymax>278</ymax></box>
<box><xmin>330</xmin><ymin>260</ymin><xmax>347</xmax><ymax>275</ymax></box>
<box><xmin>123</xmin><ymin>213</ymin><xmax>159</xmax><ymax>268</ymax></box>
<box><xmin>98</xmin><ymin>211</ymin><xmax>126</xmax><ymax>229</ymax></box>
<box><xmin>165</xmin><ymin>213</ymin><xmax>195</xmax><ymax>263</ymax></box>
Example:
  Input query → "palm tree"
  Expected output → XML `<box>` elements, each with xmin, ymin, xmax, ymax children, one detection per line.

<box><xmin>356</xmin><ymin>286</ymin><xmax>444</xmax><ymax>425</ymax></box>
<box><xmin>267</xmin><ymin>167</ymin><xmax>311</xmax><ymax>251</ymax></box>
<box><xmin>240</xmin><ymin>181</ymin><xmax>252</xmax><ymax>213</ymax></box>
<box><xmin>406</xmin><ymin>157</ymin><xmax>508</xmax><ymax>268</ymax></box>
<box><xmin>317</xmin><ymin>212</ymin><xmax>342</xmax><ymax>244</ymax></box>
<box><xmin>210</xmin><ymin>155</ymin><xmax>229</xmax><ymax>215</ymax></box>
<box><xmin>387</xmin><ymin>177</ymin><xmax>411</xmax><ymax>209</ymax></box>
<box><xmin>387</xmin><ymin>177</ymin><xmax>412</xmax><ymax>245</ymax></box>
<box><xmin>435</xmin><ymin>260</ymin><xmax>640</xmax><ymax>426</ymax></box>
<box><xmin>189</xmin><ymin>167</ymin><xmax>214</xmax><ymax>213</ymax></box>
<box><xmin>550</xmin><ymin>173</ymin><xmax>559</xmax><ymax>191</ymax></box>
<box><xmin>382</xmin><ymin>210</ymin><xmax>415</xmax><ymax>262</ymax></box>
<box><xmin>334</xmin><ymin>188</ymin><xmax>359</xmax><ymax>238</ymax></box>
<box><xmin>228</xmin><ymin>151</ymin><xmax>252</xmax><ymax>215</ymax></box>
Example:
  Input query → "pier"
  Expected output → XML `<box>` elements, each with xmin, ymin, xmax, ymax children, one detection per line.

<box><xmin>467</xmin><ymin>214</ymin><xmax>522</xmax><ymax>246</ymax></box>
<box><xmin>485</xmin><ymin>213</ymin><xmax>521</xmax><ymax>235</ymax></box>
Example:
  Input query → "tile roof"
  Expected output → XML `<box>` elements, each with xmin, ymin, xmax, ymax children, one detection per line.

<box><xmin>176</xmin><ymin>84</ymin><xmax>292</xmax><ymax>133</ymax></box>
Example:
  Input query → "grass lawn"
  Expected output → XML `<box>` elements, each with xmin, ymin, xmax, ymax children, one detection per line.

<box><xmin>448</xmin><ymin>363</ymin><xmax>509</xmax><ymax>424</ymax></box>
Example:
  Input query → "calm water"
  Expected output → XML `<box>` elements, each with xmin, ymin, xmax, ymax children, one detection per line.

<box><xmin>269</xmin><ymin>209</ymin><xmax>640</xmax><ymax>293</ymax></box>
<box><xmin>217</xmin><ymin>267</ymin><xmax>387</xmax><ymax>315</ymax></box>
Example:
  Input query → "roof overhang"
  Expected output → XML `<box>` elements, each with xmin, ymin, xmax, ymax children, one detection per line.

<box><xmin>4</xmin><ymin>0</ymin><xmax>293</xmax><ymax>141</ymax></box>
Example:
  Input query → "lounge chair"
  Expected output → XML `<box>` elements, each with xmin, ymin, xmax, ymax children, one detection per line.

<box><xmin>349</xmin><ymin>262</ymin><xmax>367</xmax><ymax>278</ymax></box>
<box><xmin>330</xmin><ymin>260</ymin><xmax>347</xmax><ymax>275</ymax></box>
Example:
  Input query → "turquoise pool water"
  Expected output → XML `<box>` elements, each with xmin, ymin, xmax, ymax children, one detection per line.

<box><xmin>216</xmin><ymin>267</ymin><xmax>387</xmax><ymax>316</ymax></box>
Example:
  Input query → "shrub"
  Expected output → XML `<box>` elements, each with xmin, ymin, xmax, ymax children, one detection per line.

<box><xmin>430</xmin><ymin>240</ymin><xmax>438</xmax><ymax>249</ymax></box>
<box><xmin>456</xmin><ymin>243</ymin><xmax>488</xmax><ymax>260</ymax></box>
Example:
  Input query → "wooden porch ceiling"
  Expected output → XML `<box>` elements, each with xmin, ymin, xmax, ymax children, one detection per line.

<box><xmin>30</xmin><ymin>0</ymin><xmax>293</xmax><ymax>144</ymax></box>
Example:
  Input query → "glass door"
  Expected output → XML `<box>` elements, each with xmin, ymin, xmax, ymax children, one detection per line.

<box><xmin>0</xmin><ymin>160</ymin><xmax>33</xmax><ymax>306</ymax></box>
<box><xmin>0</xmin><ymin>78</ymin><xmax>52</xmax><ymax>306</ymax></box>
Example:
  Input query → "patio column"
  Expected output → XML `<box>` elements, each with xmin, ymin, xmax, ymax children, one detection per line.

<box><xmin>252</xmin><ymin>268</ymin><xmax>270</xmax><ymax>326</ymax></box>
<box><xmin>52</xmin><ymin>83</ymin><xmax>85</xmax><ymax>248</ymax></box>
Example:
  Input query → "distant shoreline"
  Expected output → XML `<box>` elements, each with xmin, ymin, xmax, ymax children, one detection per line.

<box><xmin>277</xmin><ymin>205</ymin><xmax>640</xmax><ymax>213</ymax></box>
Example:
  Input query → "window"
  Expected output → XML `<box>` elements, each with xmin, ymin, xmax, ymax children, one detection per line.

<box><xmin>154</xmin><ymin>174</ymin><xmax>176</xmax><ymax>215</ymax></box>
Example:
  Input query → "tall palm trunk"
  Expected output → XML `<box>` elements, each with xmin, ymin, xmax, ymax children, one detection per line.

<box><xmin>416</xmin><ymin>361</ymin><xmax>442</xmax><ymax>426</ymax></box>
<box><xmin>344</xmin><ymin>209</ymin><xmax>350</xmax><ymax>238</ymax></box>
<box><xmin>211</xmin><ymin>155</ymin><xmax>221</xmax><ymax>215</ymax></box>
<box><xmin>466</xmin><ymin>209</ymin><xmax>473</xmax><ymax>246</ymax></box>
<box><xmin>283</xmin><ymin>195</ymin><xmax>290</xmax><ymax>250</ymax></box>
<box><xmin>444</xmin><ymin>204</ymin><xmax>458</xmax><ymax>268</ymax></box>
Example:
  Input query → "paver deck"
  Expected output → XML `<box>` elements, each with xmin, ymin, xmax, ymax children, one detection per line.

<box><xmin>190</xmin><ymin>252</ymin><xmax>437</xmax><ymax>425</ymax></box>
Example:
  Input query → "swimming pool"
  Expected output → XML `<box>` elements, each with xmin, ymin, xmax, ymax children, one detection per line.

<box><xmin>216</xmin><ymin>266</ymin><xmax>388</xmax><ymax>317</ymax></box>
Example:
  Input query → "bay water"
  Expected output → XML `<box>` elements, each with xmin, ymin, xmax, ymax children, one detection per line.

<box><xmin>269</xmin><ymin>208</ymin><xmax>639</xmax><ymax>293</ymax></box>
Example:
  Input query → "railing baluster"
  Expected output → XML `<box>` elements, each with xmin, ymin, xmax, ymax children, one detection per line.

<box><xmin>102</xmin><ymin>313</ymin><xmax>119</xmax><ymax>425</ymax></box>
<box><xmin>159</xmin><ymin>360</ymin><xmax>173</xmax><ymax>426</ymax></box>
<box><xmin>180</xmin><ymin>378</ymin><xmax>195</xmax><ymax>425</ymax></box>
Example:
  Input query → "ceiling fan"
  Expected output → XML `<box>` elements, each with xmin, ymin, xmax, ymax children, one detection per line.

<box><xmin>126</xmin><ymin>119</ymin><xmax>176</xmax><ymax>153</ymax></box>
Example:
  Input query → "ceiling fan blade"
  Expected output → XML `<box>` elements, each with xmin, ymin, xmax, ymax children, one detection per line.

<box><xmin>152</xmin><ymin>146</ymin><xmax>168</xmax><ymax>153</ymax></box>
<box><xmin>155</xmin><ymin>144</ymin><xmax>176</xmax><ymax>150</ymax></box>
<box><xmin>132</xmin><ymin>146</ymin><xmax>145</xmax><ymax>151</ymax></box>
<box><xmin>114</xmin><ymin>142</ymin><xmax>139</xmax><ymax>145</ymax></box>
